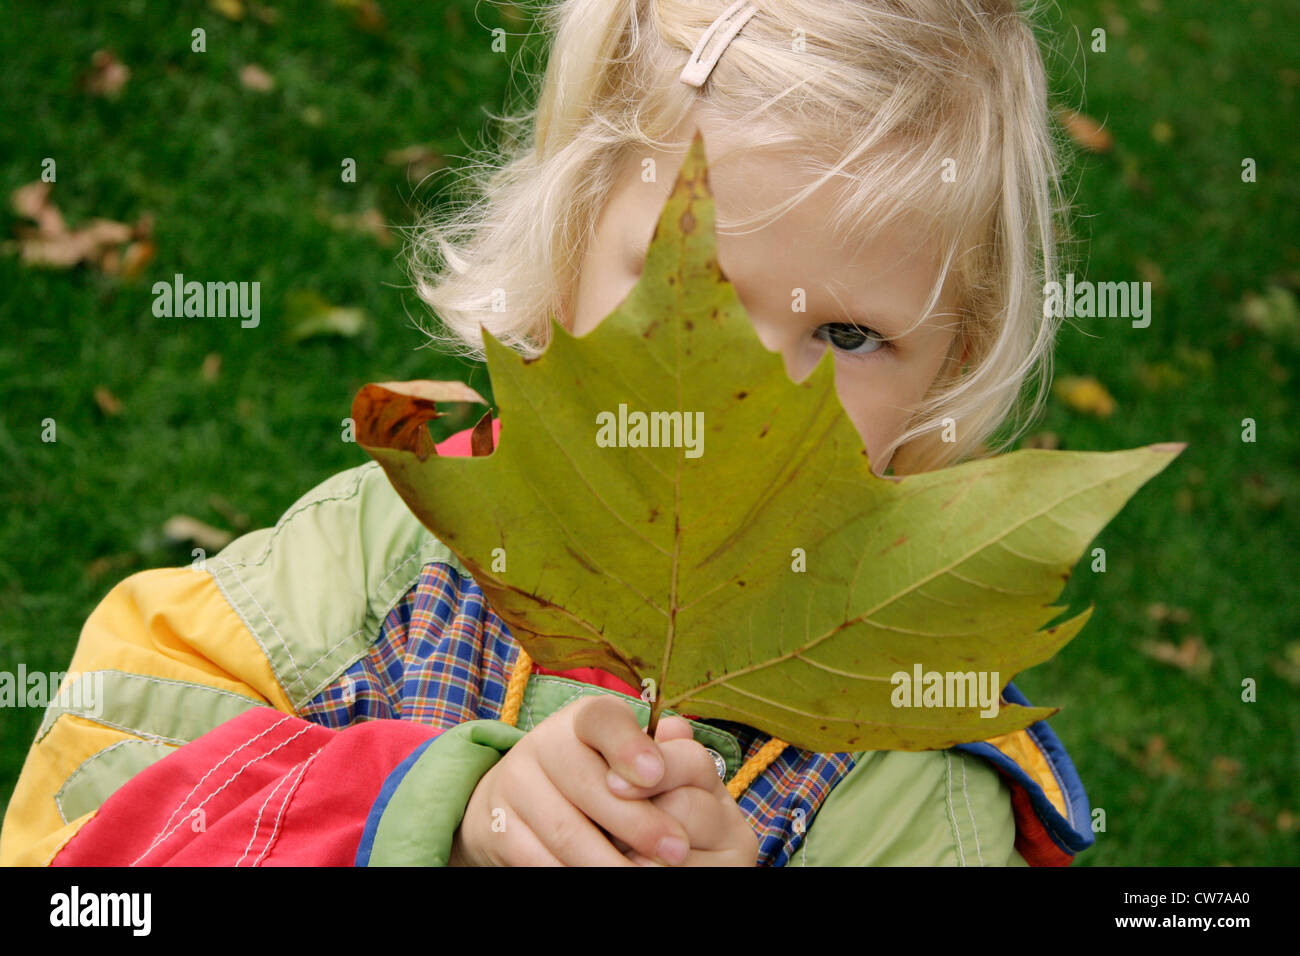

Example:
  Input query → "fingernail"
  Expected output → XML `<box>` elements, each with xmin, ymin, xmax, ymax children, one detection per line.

<box><xmin>656</xmin><ymin>835</ymin><xmax>688</xmax><ymax>866</ymax></box>
<box><xmin>606</xmin><ymin>770</ymin><xmax>635</xmax><ymax>795</ymax></box>
<box><xmin>634</xmin><ymin>752</ymin><xmax>662</xmax><ymax>787</ymax></box>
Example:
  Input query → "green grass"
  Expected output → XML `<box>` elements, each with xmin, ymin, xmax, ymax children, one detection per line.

<box><xmin>1</xmin><ymin>0</ymin><xmax>1296</xmax><ymax>865</ymax></box>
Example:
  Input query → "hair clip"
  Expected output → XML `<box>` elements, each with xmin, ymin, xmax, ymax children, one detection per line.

<box><xmin>679</xmin><ymin>1</ymin><xmax>759</xmax><ymax>88</ymax></box>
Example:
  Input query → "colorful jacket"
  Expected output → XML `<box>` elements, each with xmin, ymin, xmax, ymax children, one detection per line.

<box><xmin>0</xmin><ymin>426</ymin><xmax>1094</xmax><ymax>867</ymax></box>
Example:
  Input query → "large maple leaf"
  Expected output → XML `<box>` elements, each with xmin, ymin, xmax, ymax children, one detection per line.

<box><xmin>354</xmin><ymin>131</ymin><xmax>1182</xmax><ymax>752</ymax></box>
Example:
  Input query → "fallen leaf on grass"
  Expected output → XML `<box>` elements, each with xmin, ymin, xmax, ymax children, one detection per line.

<box><xmin>162</xmin><ymin>515</ymin><xmax>233</xmax><ymax>552</ymax></box>
<box><xmin>7</xmin><ymin>182</ymin><xmax>150</xmax><ymax>274</ymax></box>
<box><xmin>1145</xmin><ymin>602</ymin><xmax>1191</xmax><ymax>624</ymax></box>
<box><xmin>1234</xmin><ymin>286</ymin><xmax>1300</xmax><ymax>344</ymax></box>
<box><xmin>320</xmin><ymin>207</ymin><xmax>394</xmax><ymax>246</ymax></box>
<box><xmin>283</xmin><ymin>290</ymin><xmax>371</xmax><ymax>342</ymax></box>
<box><xmin>210</xmin><ymin>0</ymin><xmax>245</xmax><ymax>20</ymax></box>
<box><xmin>93</xmin><ymin>386</ymin><xmax>123</xmax><ymax>416</ymax></box>
<box><xmin>1138</xmin><ymin>635</ymin><xmax>1212</xmax><ymax>675</ymax></box>
<box><xmin>332</xmin><ymin>0</ymin><xmax>386</xmax><ymax>32</ymax></box>
<box><xmin>85</xmin><ymin>553</ymin><xmax>139</xmax><ymax>581</ymax></box>
<box><xmin>201</xmin><ymin>352</ymin><xmax>222</xmax><ymax>381</ymax></box>
<box><xmin>83</xmin><ymin>50</ymin><xmax>130</xmax><ymax>98</ymax></box>
<box><xmin>239</xmin><ymin>64</ymin><xmax>275</xmax><ymax>92</ymax></box>
<box><xmin>384</xmin><ymin>143</ymin><xmax>445</xmax><ymax>181</ymax></box>
<box><xmin>1056</xmin><ymin>108</ymin><xmax>1113</xmax><ymax>153</ymax></box>
<box><xmin>1206</xmin><ymin>755</ymin><xmax>1241</xmax><ymax>790</ymax></box>
<box><xmin>1055</xmin><ymin>376</ymin><xmax>1117</xmax><ymax>417</ymax></box>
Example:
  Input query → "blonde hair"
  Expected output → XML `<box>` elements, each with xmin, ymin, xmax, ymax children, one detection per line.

<box><xmin>409</xmin><ymin>0</ymin><xmax>1071</xmax><ymax>474</ymax></box>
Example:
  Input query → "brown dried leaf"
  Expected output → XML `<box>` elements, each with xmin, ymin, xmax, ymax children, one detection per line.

<box><xmin>162</xmin><ymin>515</ymin><xmax>234</xmax><ymax>552</ymax></box>
<box><xmin>384</xmin><ymin>143</ymin><xmax>445</xmax><ymax>181</ymax></box>
<box><xmin>239</xmin><ymin>64</ymin><xmax>275</xmax><ymax>92</ymax></box>
<box><xmin>201</xmin><ymin>352</ymin><xmax>223</xmax><ymax>382</ymax></box>
<box><xmin>1138</xmin><ymin>635</ymin><xmax>1212</xmax><ymax>675</ymax></box>
<box><xmin>352</xmin><ymin>381</ymin><xmax>488</xmax><ymax>463</ymax></box>
<box><xmin>210</xmin><ymin>0</ymin><xmax>246</xmax><ymax>20</ymax></box>
<box><xmin>121</xmin><ymin>240</ymin><xmax>155</xmax><ymax>280</ymax></box>
<box><xmin>1056</xmin><ymin>108</ymin><xmax>1113</xmax><ymax>153</ymax></box>
<box><xmin>470</xmin><ymin>411</ymin><xmax>496</xmax><ymax>457</ymax></box>
<box><xmin>93</xmin><ymin>386</ymin><xmax>123</xmax><ymax>416</ymax></box>
<box><xmin>84</xmin><ymin>50</ymin><xmax>130</xmax><ymax>98</ymax></box>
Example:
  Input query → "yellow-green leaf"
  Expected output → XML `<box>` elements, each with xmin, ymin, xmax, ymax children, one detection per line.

<box><xmin>355</xmin><ymin>131</ymin><xmax>1182</xmax><ymax>752</ymax></box>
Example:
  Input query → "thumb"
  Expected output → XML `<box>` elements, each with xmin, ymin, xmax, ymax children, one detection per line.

<box><xmin>654</xmin><ymin>714</ymin><xmax>695</xmax><ymax>744</ymax></box>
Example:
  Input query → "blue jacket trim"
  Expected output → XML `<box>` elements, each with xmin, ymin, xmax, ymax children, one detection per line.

<box><xmin>953</xmin><ymin>680</ymin><xmax>1094</xmax><ymax>856</ymax></box>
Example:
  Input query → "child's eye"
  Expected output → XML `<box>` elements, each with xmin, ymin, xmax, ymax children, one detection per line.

<box><xmin>814</xmin><ymin>322</ymin><xmax>888</xmax><ymax>357</ymax></box>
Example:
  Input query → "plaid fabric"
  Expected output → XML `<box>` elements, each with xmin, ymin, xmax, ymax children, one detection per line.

<box><xmin>301</xmin><ymin>562</ymin><xmax>856</xmax><ymax>867</ymax></box>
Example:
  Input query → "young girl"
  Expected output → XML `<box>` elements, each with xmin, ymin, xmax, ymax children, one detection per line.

<box><xmin>0</xmin><ymin>0</ymin><xmax>1091</xmax><ymax>867</ymax></box>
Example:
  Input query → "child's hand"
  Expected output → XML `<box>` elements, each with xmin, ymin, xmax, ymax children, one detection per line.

<box><xmin>448</xmin><ymin>695</ymin><xmax>696</xmax><ymax>866</ymax></box>
<box><xmin>606</xmin><ymin>716</ymin><xmax>760</xmax><ymax>867</ymax></box>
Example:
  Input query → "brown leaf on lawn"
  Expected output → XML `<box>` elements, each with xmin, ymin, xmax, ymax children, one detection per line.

<box><xmin>1269</xmin><ymin>642</ymin><xmax>1300</xmax><ymax>688</ymax></box>
<box><xmin>85</xmin><ymin>552</ymin><xmax>139</xmax><ymax>581</ymax></box>
<box><xmin>239</xmin><ymin>64</ymin><xmax>276</xmax><ymax>92</ymax></box>
<box><xmin>83</xmin><ymin>50</ymin><xmax>130</xmax><ymax>99</ymax></box>
<box><xmin>93</xmin><ymin>386</ymin><xmax>123</xmax><ymax>416</ymax></box>
<box><xmin>1145</xmin><ymin>602</ymin><xmax>1191</xmax><ymax>624</ymax></box>
<box><xmin>8</xmin><ymin>182</ymin><xmax>150</xmax><ymax>273</ymax></box>
<box><xmin>210</xmin><ymin>0</ymin><xmax>246</xmax><ymax>20</ymax></box>
<box><xmin>12</xmin><ymin>182</ymin><xmax>65</xmax><ymax>235</ymax></box>
<box><xmin>251</xmin><ymin>4</ymin><xmax>280</xmax><ymax>25</ymax></box>
<box><xmin>1054</xmin><ymin>376</ymin><xmax>1116</xmax><ymax>417</ymax></box>
<box><xmin>1206</xmin><ymin>755</ymin><xmax>1241</xmax><ymax>790</ymax></box>
<box><xmin>321</xmin><ymin>207</ymin><xmax>394</xmax><ymax>246</ymax></box>
<box><xmin>1140</xmin><ymin>735</ymin><xmax>1183</xmax><ymax>777</ymax></box>
<box><xmin>163</xmin><ymin>515</ymin><xmax>234</xmax><ymax>552</ymax></box>
<box><xmin>1056</xmin><ymin>108</ymin><xmax>1113</xmax><ymax>153</ymax></box>
<box><xmin>121</xmin><ymin>240</ymin><xmax>155</xmax><ymax>280</ymax></box>
<box><xmin>1138</xmin><ymin>635</ymin><xmax>1212</xmax><ymax>675</ymax></box>
<box><xmin>201</xmin><ymin>352</ymin><xmax>223</xmax><ymax>381</ymax></box>
<box><xmin>384</xmin><ymin>143</ymin><xmax>445</xmax><ymax>182</ymax></box>
<box><xmin>1230</xmin><ymin>800</ymin><xmax>1274</xmax><ymax>834</ymax></box>
<box><xmin>332</xmin><ymin>0</ymin><xmax>386</xmax><ymax>32</ymax></box>
<box><xmin>1279</xmin><ymin>811</ymin><xmax>1296</xmax><ymax>834</ymax></box>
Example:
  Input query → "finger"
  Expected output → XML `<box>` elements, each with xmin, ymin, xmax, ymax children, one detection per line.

<box><xmin>654</xmin><ymin>715</ymin><xmax>695</xmax><ymax>744</ymax></box>
<box><xmin>509</xmin><ymin>763</ymin><xmax>639</xmax><ymax>867</ymax></box>
<box><xmin>628</xmin><ymin>846</ymin><xmax>754</xmax><ymax>867</ymax></box>
<box><xmin>649</xmin><ymin>786</ymin><xmax>733</xmax><ymax>851</ymax></box>
<box><xmin>606</xmin><ymin>737</ymin><xmax>724</xmax><ymax>799</ymax></box>
<box><xmin>539</xmin><ymin>738</ymin><xmax>692</xmax><ymax>865</ymax></box>
<box><xmin>493</xmin><ymin>815</ymin><xmax>567</xmax><ymax>867</ymax></box>
<box><xmin>571</xmin><ymin>695</ymin><xmax>664</xmax><ymax>788</ymax></box>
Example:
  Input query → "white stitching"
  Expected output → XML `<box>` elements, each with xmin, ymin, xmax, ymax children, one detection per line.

<box><xmin>39</xmin><ymin>670</ymin><xmax>264</xmax><ymax>744</ymax></box>
<box><xmin>251</xmin><ymin>749</ymin><xmax>320</xmax><ymax>866</ymax></box>
<box><xmin>959</xmin><ymin>754</ymin><xmax>985</xmax><ymax>866</ymax></box>
<box><xmin>222</xmin><ymin>466</ymin><xmax>374</xmax><ymax>570</ymax></box>
<box><xmin>212</xmin><ymin>557</ymin><xmax>310</xmax><ymax>695</ymax></box>
<box><xmin>212</xmin><ymin>544</ymin><xmax>435</xmax><ymax>707</ymax></box>
<box><xmin>236</xmin><ymin>762</ymin><xmax>294</xmax><ymax>867</ymax></box>
<box><xmin>944</xmin><ymin>751</ymin><xmax>967</xmax><ymax>866</ymax></box>
<box><xmin>133</xmin><ymin>714</ymin><xmax>294</xmax><ymax>865</ymax></box>
<box><xmin>133</xmin><ymin>722</ymin><xmax>315</xmax><ymax>866</ymax></box>
<box><xmin>54</xmin><ymin>739</ymin><xmax>177</xmax><ymax>823</ymax></box>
